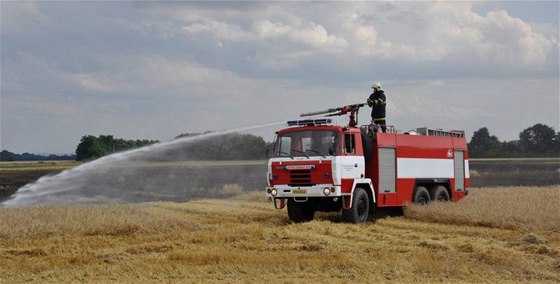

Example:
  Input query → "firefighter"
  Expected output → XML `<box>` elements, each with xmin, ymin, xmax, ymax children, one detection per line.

<box><xmin>367</xmin><ymin>82</ymin><xmax>387</xmax><ymax>132</ymax></box>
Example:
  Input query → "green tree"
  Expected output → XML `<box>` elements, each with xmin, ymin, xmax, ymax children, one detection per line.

<box><xmin>468</xmin><ymin>127</ymin><xmax>502</xmax><ymax>158</ymax></box>
<box><xmin>519</xmin><ymin>123</ymin><xmax>558</xmax><ymax>156</ymax></box>
<box><xmin>75</xmin><ymin>135</ymin><xmax>108</xmax><ymax>161</ymax></box>
<box><xmin>99</xmin><ymin>135</ymin><xmax>115</xmax><ymax>153</ymax></box>
<box><xmin>75</xmin><ymin>135</ymin><xmax>159</xmax><ymax>161</ymax></box>
<box><xmin>499</xmin><ymin>140</ymin><xmax>521</xmax><ymax>157</ymax></box>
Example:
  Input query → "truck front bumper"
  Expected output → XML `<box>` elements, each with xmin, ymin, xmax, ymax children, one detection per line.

<box><xmin>265</xmin><ymin>185</ymin><xmax>341</xmax><ymax>199</ymax></box>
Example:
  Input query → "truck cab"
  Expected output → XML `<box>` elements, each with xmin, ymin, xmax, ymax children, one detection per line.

<box><xmin>266</xmin><ymin>119</ymin><xmax>375</xmax><ymax>223</ymax></box>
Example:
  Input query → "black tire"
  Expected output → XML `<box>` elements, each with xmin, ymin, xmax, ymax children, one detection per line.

<box><xmin>413</xmin><ymin>186</ymin><xmax>430</xmax><ymax>205</ymax></box>
<box><xmin>342</xmin><ymin>188</ymin><xmax>370</xmax><ymax>223</ymax></box>
<box><xmin>287</xmin><ymin>199</ymin><xmax>314</xmax><ymax>223</ymax></box>
<box><xmin>430</xmin><ymin>185</ymin><xmax>450</xmax><ymax>202</ymax></box>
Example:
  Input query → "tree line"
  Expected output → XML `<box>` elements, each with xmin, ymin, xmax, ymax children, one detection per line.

<box><xmin>1</xmin><ymin>123</ymin><xmax>557</xmax><ymax>162</ymax></box>
<box><xmin>74</xmin><ymin>132</ymin><xmax>271</xmax><ymax>161</ymax></box>
<box><xmin>170</xmin><ymin>132</ymin><xmax>270</xmax><ymax>161</ymax></box>
<box><xmin>75</xmin><ymin>135</ymin><xmax>159</xmax><ymax>161</ymax></box>
<box><xmin>468</xmin><ymin>123</ymin><xmax>559</xmax><ymax>158</ymax></box>
<box><xmin>0</xmin><ymin>150</ymin><xmax>75</xmax><ymax>161</ymax></box>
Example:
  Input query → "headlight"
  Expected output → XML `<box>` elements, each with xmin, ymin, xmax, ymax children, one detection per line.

<box><xmin>271</xmin><ymin>188</ymin><xmax>278</xmax><ymax>197</ymax></box>
<box><xmin>323</xmin><ymin>187</ymin><xmax>331</xmax><ymax>196</ymax></box>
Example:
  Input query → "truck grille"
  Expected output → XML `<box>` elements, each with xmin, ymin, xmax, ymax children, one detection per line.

<box><xmin>289</xmin><ymin>169</ymin><xmax>314</xmax><ymax>186</ymax></box>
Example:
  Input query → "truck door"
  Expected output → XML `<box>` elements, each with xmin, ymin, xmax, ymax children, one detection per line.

<box><xmin>339</xmin><ymin>133</ymin><xmax>364</xmax><ymax>179</ymax></box>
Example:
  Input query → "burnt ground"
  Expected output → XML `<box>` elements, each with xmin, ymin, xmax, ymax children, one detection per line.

<box><xmin>0</xmin><ymin>163</ymin><xmax>268</xmax><ymax>205</ymax></box>
<box><xmin>469</xmin><ymin>160</ymin><xmax>559</xmax><ymax>187</ymax></box>
<box><xmin>0</xmin><ymin>169</ymin><xmax>65</xmax><ymax>203</ymax></box>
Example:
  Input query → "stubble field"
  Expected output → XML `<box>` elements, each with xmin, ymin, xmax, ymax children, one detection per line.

<box><xmin>1</xmin><ymin>186</ymin><xmax>559</xmax><ymax>282</ymax></box>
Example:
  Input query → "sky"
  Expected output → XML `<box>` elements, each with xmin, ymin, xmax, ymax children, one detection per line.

<box><xmin>1</xmin><ymin>1</ymin><xmax>559</xmax><ymax>154</ymax></box>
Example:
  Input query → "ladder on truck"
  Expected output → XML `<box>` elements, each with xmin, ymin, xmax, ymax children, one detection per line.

<box><xmin>416</xmin><ymin>127</ymin><xmax>464</xmax><ymax>138</ymax></box>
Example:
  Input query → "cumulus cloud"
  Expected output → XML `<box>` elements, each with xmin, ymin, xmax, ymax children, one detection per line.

<box><xmin>153</xmin><ymin>1</ymin><xmax>558</xmax><ymax>73</ymax></box>
<box><xmin>475</xmin><ymin>10</ymin><xmax>552</xmax><ymax>66</ymax></box>
<box><xmin>253</xmin><ymin>20</ymin><xmax>348</xmax><ymax>50</ymax></box>
<box><xmin>339</xmin><ymin>2</ymin><xmax>557</xmax><ymax>68</ymax></box>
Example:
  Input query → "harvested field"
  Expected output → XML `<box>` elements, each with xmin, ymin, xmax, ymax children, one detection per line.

<box><xmin>405</xmin><ymin>186</ymin><xmax>560</xmax><ymax>233</ymax></box>
<box><xmin>1</xmin><ymin>187</ymin><xmax>559</xmax><ymax>282</ymax></box>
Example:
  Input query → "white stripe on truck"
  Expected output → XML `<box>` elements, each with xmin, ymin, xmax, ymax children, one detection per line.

<box><xmin>397</xmin><ymin>158</ymin><xmax>454</xmax><ymax>178</ymax></box>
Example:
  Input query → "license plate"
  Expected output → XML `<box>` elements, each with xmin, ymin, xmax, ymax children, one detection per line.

<box><xmin>293</xmin><ymin>189</ymin><xmax>307</xmax><ymax>194</ymax></box>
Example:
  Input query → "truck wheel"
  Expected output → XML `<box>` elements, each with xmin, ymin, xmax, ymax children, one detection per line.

<box><xmin>287</xmin><ymin>199</ymin><xmax>314</xmax><ymax>223</ymax></box>
<box><xmin>430</xmin><ymin>185</ymin><xmax>450</xmax><ymax>202</ymax></box>
<box><xmin>342</xmin><ymin>188</ymin><xmax>369</xmax><ymax>223</ymax></box>
<box><xmin>413</xmin><ymin>186</ymin><xmax>430</xmax><ymax>205</ymax></box>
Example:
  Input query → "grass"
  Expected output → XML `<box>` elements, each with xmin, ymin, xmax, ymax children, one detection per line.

<box><xmin>0</xmin><ymin>160</ymin><xmax>80</xmax><ymax>171</ymax></box>
<box><xmin>1</xmin><ymin>186</ymin><xmax>559</xmax><ymax>282</ymax></box>
<box><xmin>405</xmin><ymin>186</ymin><xmax>560</xmax><ymax>233</ymax></box>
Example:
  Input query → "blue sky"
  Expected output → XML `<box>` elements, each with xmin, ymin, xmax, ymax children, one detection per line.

<box><xmin>1</xmin><ymin>1</ymin><xmax>559</xmax><ymax>153</ymax></box>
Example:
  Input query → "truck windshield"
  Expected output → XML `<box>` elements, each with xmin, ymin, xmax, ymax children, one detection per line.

<box><xmin>275</xmin><ymin>130</ymin><xmax>339</xmax><ymax>157</ymax></box>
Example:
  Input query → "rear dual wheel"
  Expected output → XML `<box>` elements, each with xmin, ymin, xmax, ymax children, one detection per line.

<box><xmin>413</xmin><ymin>185</ymin><xmax>450</xmax><ymax>205</ymax></box>
<box><xmin>430</xmin><ymin>185</ymin><xmax>450</xmax><ymax>202</ymax></box>
<box><xmin>413</xmin><ymin>186</ymin><xmax>430</xmax><ymax>205</ymax></box>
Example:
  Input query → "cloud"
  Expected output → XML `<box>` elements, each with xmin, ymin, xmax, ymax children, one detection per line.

<box><xmin>150</xmin><ymin>1</ymin><xmax>558</xmax><ymax>74</ymax></box>
<box><xmin>180</xmin><ymin>17</ymin><xmax>348</xmax><ymax>69</ymax></box>
<box><xmin>182</xmin><ymin>20</ymin><xmax>252</xmax><ymax>42</ymax></box>
<box><xmin>1</xmin><ymin>2</ymin><xmax>51</xmax><ymax>35</ymax></box>
<box><xmin>477</xmin><ymin>10</ymin><xmax>553</xmax><ymax>66</ymax></box>
<box><xmin>339</xmin><ymin>2</ymin><xmax>557</xmax><ymax>68</ymax></box>
<box><xmin>69</xmin><ymin>73</ymin><xmax>122</xmax><ymax>93</ymax></box>
<box><xmin>253</xmin><ymin>20</ymin><xmax>348</xmax><ymax>51</ymax></box>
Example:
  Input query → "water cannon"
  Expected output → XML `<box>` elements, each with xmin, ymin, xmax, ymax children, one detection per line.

<box><xmin>300</xmin><ymin>102</ymin><xmax>366</xmax><ymax>127</ymax></box>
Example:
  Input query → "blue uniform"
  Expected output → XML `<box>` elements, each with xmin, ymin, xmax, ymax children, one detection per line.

<box><xmin>367</xmin><ymin>90</ymin><xmax>387</xmax><ymax>132</ymax></box>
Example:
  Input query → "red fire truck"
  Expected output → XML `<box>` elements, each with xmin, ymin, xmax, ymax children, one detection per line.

<box><xmin>265</xmin><ymin>103</ymin><xmax>470</xmax><ymax>223</ymax></box>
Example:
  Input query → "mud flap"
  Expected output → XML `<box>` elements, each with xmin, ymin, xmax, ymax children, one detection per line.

<box><xmin>273</xmin><ymin>198</ymin><xmax>286</xmax><ymax>209</ymax></box>
<box><xmin>342</xmin><ymin>195</ymin><xmax>352</xmax><ymax>209</ymax></box>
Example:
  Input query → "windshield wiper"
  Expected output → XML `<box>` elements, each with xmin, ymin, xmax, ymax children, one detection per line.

<box><xmin>306</xmin><ymin>149</ymin><xmax>326</xmax><ymax>158</ymax></box>
<box><xmin>291</xmin><ymin>149</ymin><xmax>309</xmax><ymax>159</ymax></box>
<box><xmin>279</xmin><ymin>151</ymin><xmax>294</xmax><ymax>159</ymax></box>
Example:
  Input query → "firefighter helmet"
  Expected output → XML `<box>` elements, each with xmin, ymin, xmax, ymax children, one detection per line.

<box><xmin>372</xmin><ymin>82</ymin><xmax>382</xmax><ymax>90</ymax></box>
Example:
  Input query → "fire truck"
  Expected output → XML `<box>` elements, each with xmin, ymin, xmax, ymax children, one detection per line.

<box><xmin>265</xmin><ymin>103</ymin><xmax>470</xmax><ymax>223</ymax></box>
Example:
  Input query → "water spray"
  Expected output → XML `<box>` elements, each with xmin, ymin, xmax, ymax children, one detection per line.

<box><xmin>2</xmin><ymin>120</ymin><xmax>287</xmax><ymax>207</ymax></box>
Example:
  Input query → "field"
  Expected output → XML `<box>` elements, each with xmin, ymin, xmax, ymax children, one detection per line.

<box><xmin>0</xmin><ymin>186</ymin><xmax>559</xmax><ymax>282</ymax></box>
<box><xmin>1</xmin><ymin>159</ymin><xmax>559</xmax><ymax>282</ymax></box>
<box><xmin>0</xmin><ymin>161</ymin><xmax>81</xmax><ymax>203</ymax></box>
<box><xmin>469</xmin><ymin>158</ymin><xmax>560</xmax><ymax>187</ymax></box>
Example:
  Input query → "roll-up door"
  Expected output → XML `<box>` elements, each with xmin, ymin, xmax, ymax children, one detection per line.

<box><xmin>454</xmin><ymin>151</ymin><xmax>464</xmax><ymax>191</ymax></box>
<box><xmin>379</xmin><ymin>148</ymin><xmax>396</xmax><ymax>193</ymax></box>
